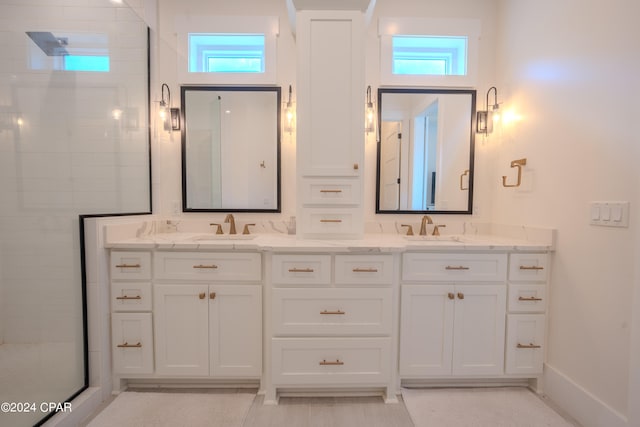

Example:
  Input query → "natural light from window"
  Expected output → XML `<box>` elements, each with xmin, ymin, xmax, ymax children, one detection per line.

<box><xmin>392</xmin><ymin>35</ymin><xmax>467</xmax><ymax>76</ymax></box>
<box><xmin>189</xmin><ymin>33</ymin><xmax>265</xmax><ymax>73</ymax></box>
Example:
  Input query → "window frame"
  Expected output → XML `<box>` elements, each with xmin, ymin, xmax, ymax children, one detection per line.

<box><xmin>176</xmin><ymin>16</ymin><xmax>278</xmax><ymax>85</ymax></box>
<box><xmin>379</xmin><ymin>18</ymin><xmax>480</xmax><ymax>87</ymax></box>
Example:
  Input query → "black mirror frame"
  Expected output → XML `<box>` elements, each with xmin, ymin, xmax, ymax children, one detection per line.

<box><xmin>180</xmin><ymin>85</ymin><xmax>282</xmax><ymax>213</ymax></box>
<box><xmin>375</xmin><ymin>87</ymin><xmax>476</xmax><ymax>215</ymax></box>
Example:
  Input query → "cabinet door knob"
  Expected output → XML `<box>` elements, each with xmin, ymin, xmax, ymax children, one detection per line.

<box><xmin>448</xmin><ymin>293</ymin><xmax>455</xmax><ymax>300</ymax></box>
<box><xmin>353</xmin><ymin>163</ymin><xmax>359</xmax><ymax>170</ymax></box>
<box><xmin>210</xmin><ymin>292</ymin><xmax>216</xmax><ymax>300</ymax></box>
<box><xmin>457</xmin><ymin>292</ymin><xmax>464</xmax><ymax>300</ymax></box>
<box><xmin>199</xmin><ymin>292</ymin><xmax>206</xmax><ymax>299</ymax></box>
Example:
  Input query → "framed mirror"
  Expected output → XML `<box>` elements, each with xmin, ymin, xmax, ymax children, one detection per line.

<box><xmin>181</xmin><ymin>86</ymin><xmax>281</xmax><ymax>212</ymax></box>
<box><xmin>376</xmin><ymin>88</ymin><xmax>476</xmax><ymax>214</ymax></box>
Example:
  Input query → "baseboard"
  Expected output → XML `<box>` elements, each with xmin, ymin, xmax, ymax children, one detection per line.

<box><xmin>543</xmin><ymin>364</ymin><xmax>628</xmax><ymax>427</ymax></box>
<box><xmin>42</xmin><ymin>387</ymin><xmax>102</xmax><ymax>427</ymax></box>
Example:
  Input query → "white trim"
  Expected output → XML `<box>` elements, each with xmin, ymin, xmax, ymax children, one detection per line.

<box><xmin>378</xmin><ymin>17</ymin><xmax>480</xmax><ymax>87</ymax></box>
<box><xmin>175</xmin><ymin>16</ymin><xmax>279</xmax><ymax>85</ymax></box>
<box><xmin>543</xmin><ymin>364</ymin><xmax>628</xmax><ymax>427</ymax></box>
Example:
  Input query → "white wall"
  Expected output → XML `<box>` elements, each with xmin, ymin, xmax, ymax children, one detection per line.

<box><xmin>493</xmin><ymin>0</ymin><xmax>640</xmax><ymax>425</ymax></box>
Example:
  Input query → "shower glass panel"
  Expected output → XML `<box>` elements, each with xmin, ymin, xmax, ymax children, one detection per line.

<box><xmin>0</xmin><ymin>1</ymin><xmax>150</xmax><ymax>425</ymax></box>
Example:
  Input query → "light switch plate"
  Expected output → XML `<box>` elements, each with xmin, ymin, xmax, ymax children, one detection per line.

<box><xmin>589</xmin><ymin>201</ymin><xmax>630</xmax><ymax>227</ymax></box>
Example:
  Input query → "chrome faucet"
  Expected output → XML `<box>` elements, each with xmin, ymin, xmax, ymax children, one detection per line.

<box><xmin>419</xmin><ymin>215</ymin><xmax>433</xmax><ymax>236</ymax></box>
<box><xmin>224</xmin><ymin>214</ymin><xmax>236</xmax><ymax>234</ymax></box>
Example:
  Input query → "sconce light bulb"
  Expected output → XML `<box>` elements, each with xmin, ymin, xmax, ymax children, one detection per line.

<box><xmin>112</xmin><ymin>108</ymin><xmax>123</xmax><ymax>120</ymax></box>
<box><xmin>159</xmin><ymin>108</ymin><xmax>167</xmax><ymax>121</ymax></box>
<box><xmin>16</xmin><ymin>117</ymin><xmax>24</xmax><ymax>126</ymax></box>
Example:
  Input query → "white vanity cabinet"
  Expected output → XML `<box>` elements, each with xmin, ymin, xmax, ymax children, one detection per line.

<box><xmin>399</xmin><ymin>252</ymin><xmax>507</xmax><ymax>377</ymax></box>
<box><xmin>110</xmin><ymin>251</ymin><xmax>154</xmax><ymax>375</ymax></box>
<box><xmin>505</xmin><ymin>253</ymin><xmax>548</xmax><ymax>375</ymax></box>
<box><xmin>110</xmin><ymin>250</ymin><xmax>262</xmax><ymax>390</ymax></box>
<box><xmin>268</xmin><ymin>253</ymin><xmax>395</xmax><ymax>402</ymax></box>
<box><xmin>295</xmin><ymin>10</ymin><xmax>365</xmax><ymax>238</ymax></box>
<box><xmin>154</xmin><ymin>283</ymin><xmax>262</xmax><ymax>377</ymax></box>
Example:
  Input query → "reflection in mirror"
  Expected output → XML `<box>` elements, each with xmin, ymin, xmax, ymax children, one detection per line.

<box><xmin>376</xmin><ymin>88</ymin><xmax>475</xmax><ymax>214</ymax></box>
<box><xmin>182</xmin><ymin>86</ymin><xmax>281</xmax><ymax>212</ymax></box>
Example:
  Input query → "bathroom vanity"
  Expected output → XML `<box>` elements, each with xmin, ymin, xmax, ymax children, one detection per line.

<box><xmin>105</xmin><ymin>223</ymin><xmax>553</xmax><ymax>403</ymax></box>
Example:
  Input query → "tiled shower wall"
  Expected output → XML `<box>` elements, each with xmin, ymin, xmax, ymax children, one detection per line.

<box><xmin>0</xmin><ymin>0</ymin><xmax>149</xmax><ymax>424</ymax></box>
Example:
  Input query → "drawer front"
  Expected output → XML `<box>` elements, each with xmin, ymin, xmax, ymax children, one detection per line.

<box><xmin>154</xmin><ymin>252</ymin><xmax>261</xmax><ymax>281</ymax></box>
<box><xmin>334</xmin><ymin>255</ymin><xmax>393</xmax><ymax>285</ymax></box>
<box><xmin>272</xmin><ymin>254</ymin><xmax>331</xmax><ymax>285</ymax></box>
<box><xmin>300</xmin><ymin>208</ymin><xmax>360</xmax><ymax>235</ymax></box>
<box><xmin>272</xmin><ymin>288</ymin><xmax>392</xmax><ymax>336</ymax></box>
<box><xmin>301</xmin><ymin>178</ymin><xmax>360</xmax><ymax>206</ymax></box>
<box><xmin>111</xmin><ymin>282</ymin><xmax>152</xmax><ymax>312</ymax></box>
<box><xmin>110</xmin><ymin>251</ymin><xmax>151</xmax><ymax>281</ymax></box>
<box><xmin>112</xmin><ymin>312</ymin><xmax>154</xmax><ymax>375</ymax></box>
<box><xmin>402</xmin><ymin>253</ymin><xmax>507</xmax><ymax>282</ymax></box>
<box><xmin>505</xmin><ymin>314</ymin><xmax>545</xmax><ymax>375</ymax></box>
<box><xmin>271</xmin><ymin>337</ymin><xmax>390</xmax><ymax>385</ymax></box>
<box><xmin>509</xmin><ymin>253</ymin><xmax>548</xmax><ymax>282</ymax></box>
<box><xmin>508</xmin><ymin>284</ymin><xmax>546</xmax><ymax>313</ymax></box>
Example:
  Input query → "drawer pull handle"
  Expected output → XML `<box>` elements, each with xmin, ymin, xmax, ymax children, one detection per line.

<box><xmin>518</xmin><ymin>296</ymin><xmax>543</xmax><ymax>301</ymax></box>
<box><xmin>115</xmin><ymin>263</ymin><xmax>141</xmax><ymax>268</ymax></box>
<box><xmin>193</xmin><ymin>264</ymin><xmax>218</xmax><ymax>269</ymax></box>
<box><xmin>352</xmin><ymin>268</ymin><xmax>378</xmax><ymax>273</ymax></box>
<box><xmin>448</xmin><ymin>293</ymin><xmax>455</xmax><ymax>300</ymax></box>
<box><xmin>319</xmin><ymin>359</ymin><xmax>344</xmax><ymax>366</ymax></box>
<box><xmin>520</xmin><ymin>265</ymin><xmax>544</xmax><ymax>270</ymax></box>
<box><xmin>320</xmin><ymin>310</ymin><xmax>345</xmax><ymax>315</ymax></box>
<box><xmin>210</xmin><ymin>292</ymin><xmax>216</xmax><ymax>300</ymax></box>
<box><xmin>115</xmin><ymin>295</ymin><xmax>142</xmax><ymax>300</ymax></box>
<box><xmin>199</xmin><ymin>292</ymin><xmax>206</xmax><ymax>300</ymax></box>
<box><xmin>446</xmin><ymin>265</ymin><xmax>470</xmax><ymax>270</ymax></box>
<box><xmin>517</xmin><ymin>343</ymin><xmax>541</xmax><ymax>349</ymax></box>
<box><xmin>457</xmin><ymin>293</ymin><xmax>465</xmax><ymax>300</ymax></box>
<box><xmin>117</xmin><ymin>342</ymin><xmax>142</xmax><ymax>348</ymax></box>
<box><xmin>288</xmin><ymin>268</ymin><xmax>314</xmax><ymax>273</ymax></box>
<box><xmin>320</xmin><ymin>219</ymin><xmax>342</xmax><ymax>223</ymax></box>
<box><xmin>320</xmin><ymin>189</ymin><xmax>343</xmax><ymax>193</ymax></box>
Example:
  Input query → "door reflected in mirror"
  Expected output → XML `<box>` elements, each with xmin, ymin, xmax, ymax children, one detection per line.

<box><xmin>181</xmin><ymin>86</ymin><xmax>281</xmax><ymax>212</ymax></box>
<box><xmin>376</xmin><ymin>88</ymin><xmax>475</xmax><ymax>214</ymax></box>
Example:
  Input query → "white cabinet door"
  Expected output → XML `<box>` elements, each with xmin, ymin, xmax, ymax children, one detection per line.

<box><xmin>452</xmin><ymin>284</ymin><xmax>506</xmax><ymax>376</ymax></box>
<box><xmin>112</xmin><ymin>312</ymin><xmax>153</xmax><ymax>375</ymax></box>
<box><xmin>154</xmin><ymin>284</ymin><xmax>209</xmax><ymax>376</ymax></box>
<box><xmin>296</xmin><ymin>11</ymin><xmax>364</xmax><ymax>177</ymax></box>
<box><xmin>209</xmin><ymin>285</ymin><xmax>262</xmax><ymax>377</ymax></box>
<box><xmin>399</xmin><ymin>285</ymin><xmax>454</xmax><ymax>376</ymax></box>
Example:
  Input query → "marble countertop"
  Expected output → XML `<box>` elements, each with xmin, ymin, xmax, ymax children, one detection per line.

<box><xmin>104</xmin><ymin>232</ymin><xmax>553</xmax><ymax>252</ymax></box>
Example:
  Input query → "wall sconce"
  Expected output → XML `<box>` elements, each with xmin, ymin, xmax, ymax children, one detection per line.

<box><xmin>283</xmin><ymin>84</ymin><xmax>295</xmax><ymax>134</ymax></box>
<box><xmin>476</xmin><ymin>86</ymin><xmax>499</xmax><ymax>134</ymax></box>
<box><xmin>159</xmin><ymin>83</ymin><xmax>180</xmax><ymax>131</ymax></box>
<box><xmin>365</xmin><ymin>85</ymin><xmax>376</xmax><ymax>135</ymax></box>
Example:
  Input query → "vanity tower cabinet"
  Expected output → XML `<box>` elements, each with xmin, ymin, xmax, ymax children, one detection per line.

<box><xmin>295</xmin><ymin>9</ymin><xmax>365</xmax><ymax>238</ymax></box>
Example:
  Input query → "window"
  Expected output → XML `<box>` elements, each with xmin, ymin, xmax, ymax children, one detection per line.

<box><xmin>64</xmin><ymin>55</ymin><xmax>110</xmax><ymax>72</ymax></box>
<box><xmin>392</xmin><ymin>36</ymin><xmax>467</xmax><ymax>76</ymax></box>
<box><xmin>379</xmin><ymin>18</ymin><xmax>479</xmax><ymax>87</ymax></box>
<box><xmin>189</xmin><ymin>34</ymin><xmax>265</xmax><ymax>73</ymax></box>
<box><xmin>176</xmin><ymin>16</ymin><xmax>278</xmax><ymax>84</ymax></box>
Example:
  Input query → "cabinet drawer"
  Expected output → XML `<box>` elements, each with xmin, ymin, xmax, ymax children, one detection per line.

<box><xmin>272</xmin><ymin>288</ymin><xmax>392</xmax><ymax>336</ymax></box>
<box><xmin>271</xmin><ymin>337</ymin><xmax>390</xmax><ymax>385</ymax></box>
<box><xmin>299</xmin><ymin>208</ymin><xmax>361</xmax><ymax>235</ymax></box>
<box><xmin>112</xmin><ymin>312</ymin><xmax>154</xmax><ymax>375</ymax></box>
<box><xmin>509</xmin><ymin>253</ymin><xmax>548</xmax><ymax>282</ymax></box>
<box><xmin>508</xmin><ymin>284</ymin><xmax>546</xmax><ymax>313</ymax></box>
<box><xmin>110</xmin><ymin>251</ymin><xmax>151</xmax><ymax>281</ymax></box>
<box><xmin>334</xmin><ymin>255</ymin><xmax>393</xmax><ymax>285</ymax></box>
<box><xmin>301</xmin><ymin>177</ymin><xmax>360</xmax><ymax>206</ymax></box>
<box><xmin>154</xmin><ymin>252</ymin><xmax>261</xmax><ymax>281</ymax></box>
<box><xmin>505</xmin><ymin>314</ymin><xmax>545</xmax><ymax>375</ymax></box>
<box><xmin>111</xmin><ymin>282</ymin><xmax>152</xmax><ymax>312</ymax></box>
<box><xmin>272</xmin><ymin>254</ymin><xmax>331</xmax><ymax>285</ymax></box>
<box><xmin>402</xmin><ymin>253</ymin><xmax>507</xmax><ymax>282</ymax></box>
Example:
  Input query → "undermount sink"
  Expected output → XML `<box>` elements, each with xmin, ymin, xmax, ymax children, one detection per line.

<box><xmin>403</xmin><ymin>235</ymin><xmax>464</xmax><ymax>243</ymax></box>
<box><xmin>189</xmin><ymin>234</ymin><xmax>257</xmax><ymax>241</ymax></box>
